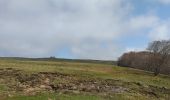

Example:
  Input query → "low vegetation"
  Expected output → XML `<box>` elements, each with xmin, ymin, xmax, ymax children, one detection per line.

<box><xmin>0</xmin><ymin>58</ymin><xmax>169</xmax><ymax>100</ymax></box>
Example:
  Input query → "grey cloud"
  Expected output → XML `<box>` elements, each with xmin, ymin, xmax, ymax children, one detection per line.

<box><xmin>149</xmin><ymin>20</ymin><xmax>170</xmax><ymax>40</ymax></box>
<box><xmin>0</xmin><ymin>0</ymin><xmax>166</xmax><ymax>60</ymax></box>
<box><xmin>158</xmin><ymin>0</ymin><xmax>170</xmax><ymax>4</ymax></box>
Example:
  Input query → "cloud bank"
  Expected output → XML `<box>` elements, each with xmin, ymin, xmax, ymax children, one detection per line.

<box><xmin>0</xmin><ymin>0</ymin><xmax>169</xmax><ymax>60</ymax></box>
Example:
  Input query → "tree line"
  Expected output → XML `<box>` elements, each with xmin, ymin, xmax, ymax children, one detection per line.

<box><xmin>118</xmin><ymin>40</ymin><xmax>170</xmax><ymax>76</ymax></box>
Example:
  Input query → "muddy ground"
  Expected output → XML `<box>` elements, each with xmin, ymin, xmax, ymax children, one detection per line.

<box><xmin>0</xmin><ymin>68</ymin><xmax>170</xmax><ymax>99</ymax></box>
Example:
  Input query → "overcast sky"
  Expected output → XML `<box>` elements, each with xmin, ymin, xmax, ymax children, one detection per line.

<box><xmin>0</xmin><ymin>0</ymin><xmax>170</xmax><ymax>60</ymax></box>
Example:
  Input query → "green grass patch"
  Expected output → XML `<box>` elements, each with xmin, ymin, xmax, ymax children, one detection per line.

<box><xmin>7</xmin><ymin>93</ymin><xmax>107</xmax><ymax>100</ymax></box>
<box><xmin>0</xmin><ymin>58</ymin><xmax>169</xmax><ymax>100</ymax></box>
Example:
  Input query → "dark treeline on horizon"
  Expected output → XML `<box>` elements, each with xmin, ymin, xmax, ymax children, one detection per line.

<box><xmin>118</xmin><ymin>40</ymin><xmax>170</xmax><ymax>76</ymax></box>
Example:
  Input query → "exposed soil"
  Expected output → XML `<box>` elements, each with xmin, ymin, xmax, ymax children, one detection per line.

<box><xmin>0</xmin><ymin>68</ymin><xmax>170</xmax><ymax>98</ymax></box>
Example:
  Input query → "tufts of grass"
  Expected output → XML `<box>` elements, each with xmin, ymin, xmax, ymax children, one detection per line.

<box><xmin>0</xmin><ymin>84</ymin><xmax>8</xmax><ymax>92</ymax></box>
<box><xmin>0</xmin><ymin>59</ymin><xmax>170</xmax><ymax>100</ymax></box>
<box><xmin>7</xmin><ymin>93</ymin><xmax>106</xmax><ymax>100</ymax></box>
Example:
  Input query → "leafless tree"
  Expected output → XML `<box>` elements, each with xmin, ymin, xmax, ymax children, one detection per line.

<box><xmin>147</xmin><ymin>40</ymin><xmax>170</xmax><ymax>76</ymax></box>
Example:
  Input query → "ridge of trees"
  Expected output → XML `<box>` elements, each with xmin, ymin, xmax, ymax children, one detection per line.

<box><xmin>118</xmin><ymin>40</ymin><xmax>170</xmax><ymax>76</ymax></box>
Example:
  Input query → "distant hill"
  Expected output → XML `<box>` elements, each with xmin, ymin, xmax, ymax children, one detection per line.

<box><xmin>0</xmin><ymin>57</ymin><xmax>116</xmax><ymax>65</ymax></box>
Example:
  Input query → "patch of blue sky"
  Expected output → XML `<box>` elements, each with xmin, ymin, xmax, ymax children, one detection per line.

<box><xmin>118</xmin><ymin>33</ymin><xmax>149</xmax><ymax>49</ymax></box>
<box><xmin>131</xmin><ymin>0</ymin><xmax>170</xmax><ymax>19</ymax></box>
<box><xmin>55</xmin><ymin>47</ymin><xmax>75</xmax><ymax>59</ymax></box>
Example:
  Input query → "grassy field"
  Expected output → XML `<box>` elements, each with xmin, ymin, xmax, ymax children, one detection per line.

<box><xmin>0</xmin><ymin>58</ymin><xmax>169</xmax><ymax>100</ymax></box>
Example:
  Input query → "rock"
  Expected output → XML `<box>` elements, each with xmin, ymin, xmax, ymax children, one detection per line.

<box><xmin>40</xmin><ymin>85</ymin><xmax>46</xmax><ymax>89</ymax></box>
<box><xmin>8</xmin><ymin>94</ymin><xmax>13</xmax><ymax>97</ymax></box>
<box><xmin>48</xmin><ymin>98</ymin><xmax>52</xmax><ymax>100</ymax></box>
<box><xmin>44</xmin><ymin>78</ymin><xmax>50</xmax><ymax>84</ymax></box>
<box><xmin>72</xmin><ymin>86</ymin><xmax>77</xmax><ymax>90</ymax></box>
<box><xmin>24</xmin><ymin>87</ymin><xmax>35</xmax><ymax>93</ymax></box>
<box><xmin>72</xmin><ymin>90</ymin><xmax>80</xmax><ymax>94</ymax></box>
<box><xmin>111</xmin><ymin>87</ymin><xmax>127</xmax><ymax>93</ymax></box>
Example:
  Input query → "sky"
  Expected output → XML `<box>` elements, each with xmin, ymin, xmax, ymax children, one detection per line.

<box><xmin>0</xmin><ymin>0</ymin><xmax>170</xmax><ymax>60</ymax></box>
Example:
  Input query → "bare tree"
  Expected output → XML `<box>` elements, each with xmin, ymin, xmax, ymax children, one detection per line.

<box><xmin>147</xmin><ymin>40</ymin><xmax>170</xmax><ymax>76</ymax></box>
